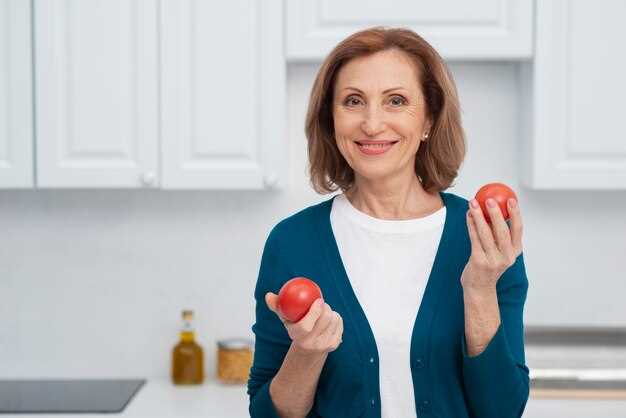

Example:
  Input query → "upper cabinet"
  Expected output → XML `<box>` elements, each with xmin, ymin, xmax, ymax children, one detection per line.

<box><xmin>0</xmin><ymin>0</ymin><xmax>33</xmax><ymax>188</ymax></box>
<box><xmin>160</xmin><ymin>0</ymin><xmax>285</xmax><ymax>189</ymax></box>
<box><xmin>34</xmin><ymin>0</ymin><xmax>160</xmax><ymax>188</ymax></box>
<box><xmin>286</xmin><ymin>0</ymin><xmax>534</xmax><ymax>61</ymax></box>
<box><xmin>520</xmin><ymin>0</ymin><xmax>626</xmax><ymax>189</ymax></box>
<box><xmin>6</xmin><ymin>0</ymin><xmax>625</xmax><ymax>190</ymax></box>
<box><xmin>32</xmin><ymin>0</ymin><xmax>285</xmax><ymax>189</ymax></box>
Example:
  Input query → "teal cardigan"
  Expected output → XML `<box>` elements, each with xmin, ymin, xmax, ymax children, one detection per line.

<box><xmin>248</xmin><ymin>192</ymin><xmax>529</xmax><ymax>417</ymax></box>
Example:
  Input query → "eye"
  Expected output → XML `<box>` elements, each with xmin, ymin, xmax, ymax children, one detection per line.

<box><xmin>343</xmin><ymin>95</ymin><xmax>363</xmax><ymax>106</ymax></box>
<box><xmin>389</xmin><ymin>95</ymin><xmax>407</xmax><ymax>106</ymax></box>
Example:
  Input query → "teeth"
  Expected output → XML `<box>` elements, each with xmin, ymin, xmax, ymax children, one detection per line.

<box><xmin>359</xmin><ymin>142</ymin><xmax>394</xmax><ymax>148</ymax></box>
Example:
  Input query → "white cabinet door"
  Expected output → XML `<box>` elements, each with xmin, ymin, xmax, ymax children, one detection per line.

<box><xmin>160</xmin><ymin>0</ymin><xmax>286</xmax><ymax>189</ymax></box>
<box><xmin>34</xmin><ymin>0</ymin><xmax>159</xmax><ymax>188</ymax></box>
<box><xmin>286</xmin><ymin>0</ymin><xmax>533</xmax><ymax>61</ymax></box>
<box><xmin>0</xmin><ymin>0</ymin><xmax>33</xmax><ymax>188</ymax></box>
<box><xmin>520</xmin><ymin>0</ymin><xmax>626</xmax><ymax>189</ymax></box>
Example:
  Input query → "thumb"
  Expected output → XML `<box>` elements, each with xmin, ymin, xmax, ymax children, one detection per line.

<box><xmin>265</xmin><ymin>292</ymin><xmax>279</xmax><ymax>314</ymax></box>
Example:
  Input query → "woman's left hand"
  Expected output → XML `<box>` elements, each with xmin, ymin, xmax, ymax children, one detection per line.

<box><xmin>461</xmin><ymin>197</ymin><xmax>524</xmax><ymax>292</ymax></box>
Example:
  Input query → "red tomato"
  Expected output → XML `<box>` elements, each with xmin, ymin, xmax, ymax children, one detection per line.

<box><xmin>277</xmin><ymin>277</ymin><xmax>322</xmax><ymax>322</ymax></box>
<box><xmin>475</xmin><ymin>183</ymin><xmax>517</xmax><ymax>224</ymax></box>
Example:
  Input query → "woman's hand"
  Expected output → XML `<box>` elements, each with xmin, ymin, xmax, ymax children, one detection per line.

<box><xmin>461</xmin><ymin>197</ymin><xmax>524</xmax><ymax>292</ymax></box>
<box><xmin>265</xmin><ymin>292</ymin><xmax>344</xmax><ymax>355</ymax></box>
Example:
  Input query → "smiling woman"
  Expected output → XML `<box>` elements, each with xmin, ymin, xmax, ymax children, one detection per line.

<box><xmin>248</xmin><ymin>26</ymin><xmax>530</xmax><ymax>418</ymax></box>
<box><xmin>306</xmin><ymin>28</ymin><xmax>465</xmax><ymax>206</ymax></box>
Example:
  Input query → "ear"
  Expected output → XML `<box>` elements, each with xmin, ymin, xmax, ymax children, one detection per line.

<box><xmin>425</xmin><ymin>118</ymin><xmax>433</xmax><ymax>134</ymax></box>
<box><xmin>423</xmin><ymin>119</ymin><xmax>433</xmax><ymax>140</ymax></box>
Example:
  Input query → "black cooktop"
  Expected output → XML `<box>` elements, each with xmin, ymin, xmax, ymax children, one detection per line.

<box><xmin>0</xmin><ymin>379</ymin><xmax>145</xmax><ymax>414</ymax></box>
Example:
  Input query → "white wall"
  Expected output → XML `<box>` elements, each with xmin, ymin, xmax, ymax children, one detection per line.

<box><xmin>1</xmin><ymin>62</ymin><xmax>624</xmax><ymax>379</ymax></box>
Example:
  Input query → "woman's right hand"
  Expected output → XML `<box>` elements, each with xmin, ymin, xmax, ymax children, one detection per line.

<box><xmin>265</xmin><ymin>292</ymin><xmax>344</xmax><ymax>355</ymax></box>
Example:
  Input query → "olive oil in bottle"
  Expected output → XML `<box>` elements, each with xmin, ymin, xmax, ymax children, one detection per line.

<box><xmin>171</xmin><ymin>310</ymin><xmax>204</xmax><ymax>385</ymax></box>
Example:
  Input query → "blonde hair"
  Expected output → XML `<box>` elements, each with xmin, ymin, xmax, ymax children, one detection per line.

<box><xmin>305</xmin><ymin>26</ymin><xmax>466</xmax><ymax>194</ymax></box>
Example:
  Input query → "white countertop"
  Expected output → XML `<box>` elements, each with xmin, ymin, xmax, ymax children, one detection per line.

<box><xmin>1</xmin><ymin>379</ymin><xmax>249</xmax><ymax>418</ymax></box>
<box><xmin>4</xmin><ymin>377</ymin><xmax>626</xmax><ymax>418</ymax></box>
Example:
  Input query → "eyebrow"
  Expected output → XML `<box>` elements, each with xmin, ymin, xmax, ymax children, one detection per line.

<box><xmin>341</xmin><ymin>86</ymin><xmax>407</xmax><ymax>94</ymax></box>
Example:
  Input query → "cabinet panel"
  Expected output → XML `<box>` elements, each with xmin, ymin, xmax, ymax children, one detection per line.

<box><xmin>286</xmin><ymin>0</ymin><xmax>533</xmax><ymax>61</ymax></box>
<box><xmin>35</xmin><ymin>0</ymin><xmax>159</xmax><ymax>188</ymax></box>
<box><xmin>160</xmin><ymin>0</ymin><xmax>286</xmax><ymax>189</ymax></box>
<box><xmin>520</xmin><ymin>0</ymin><xmax>626</xmax><ymax>189</ymax></box>
<box><xmin>0</xmin><ymin>0</ymin><xmax>33</xmax><ymax>188</ymax></box>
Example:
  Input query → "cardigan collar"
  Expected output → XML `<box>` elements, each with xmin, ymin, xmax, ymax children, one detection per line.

<box><xmin>316</xmin><ymin>191</ymin><xmax>465</xmax><ymax>365</ymax></box>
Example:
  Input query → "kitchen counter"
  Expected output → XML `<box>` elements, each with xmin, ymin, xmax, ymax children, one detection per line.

<box><xmin>0</xmin><ymin>379</ymin><xmax>249</xmax><ymax>418</ymax></box>
<box><xmin>2</xmin><ymin>377</ymin><xmax>626</xmax><ymax>418</ymax></box>
<box><xmin>525</xmin><ymin>326</ymin><xmax>626</xmax><ymax>400</ymax></box>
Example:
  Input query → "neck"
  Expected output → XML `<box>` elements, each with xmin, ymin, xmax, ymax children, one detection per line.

<box><xmin>344</xmin><ymin>174</ymin><xmax>441</xmax><ymax>220</ymax></box>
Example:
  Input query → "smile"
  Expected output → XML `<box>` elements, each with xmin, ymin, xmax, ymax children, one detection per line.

<box><xmin>355</xmin><ymin>141</ymin><xmax>399</xmax><ymax>155</ymax></box>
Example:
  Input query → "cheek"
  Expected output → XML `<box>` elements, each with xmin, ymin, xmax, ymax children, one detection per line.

<box><xmin>334</xmin><ymin>112</ymin><xmax>359</xmax><ymax>134</ymax></box>
<box><xmin>335</xmin><ymin>134</ymin><xmax>355</xmax><ymax>159</ymax></box>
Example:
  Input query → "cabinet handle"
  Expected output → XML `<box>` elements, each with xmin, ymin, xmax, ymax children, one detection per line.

<box><xmin>263</xmin><ymin>173</ymin><xmax>278</xmax><ymax>189</ymax></box>
<box><xmin>141</xmin><ymin>171</ymin><xmax>156</xmax><ymax>187</ymax></box>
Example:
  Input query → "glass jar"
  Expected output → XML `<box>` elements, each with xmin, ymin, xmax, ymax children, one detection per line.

<box><xmin>216</xmin><ymin>338</ymin><xmax>254</xmax><ymax>384</ymax></box>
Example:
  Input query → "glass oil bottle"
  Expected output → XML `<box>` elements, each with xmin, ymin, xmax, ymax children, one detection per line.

<box><xmin>171</xmin><ymin>310</ymin><xmax>204</xmax><ymax>385</ymax></box>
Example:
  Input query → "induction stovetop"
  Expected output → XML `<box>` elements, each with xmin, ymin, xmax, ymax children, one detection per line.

<box><xmin>0</xmin><ymin>379</ymin><xmax>145</xmax><ymax>414</ymax></box>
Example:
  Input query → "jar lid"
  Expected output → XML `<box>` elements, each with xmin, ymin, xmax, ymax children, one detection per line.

<box><xmin>217</xmin><ymin>338</ymin><xmax>254</xmax><ymax>350</ymax></box>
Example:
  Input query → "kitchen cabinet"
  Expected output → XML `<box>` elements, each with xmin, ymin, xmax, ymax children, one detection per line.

<box><xmin>520</xmin><ymin>0</ymin><xmax>626</xmax><ymax>189</ymax></box>
<box><xmin>31</xmin><ymin>0</ymin><xmax>285</xmax><ymax>189</ymax></box>
<box><xmin>160</xmin><ymin>0</ymin><xmax>285</xmax><ymax>189</ymax></box>
<box><xmin>34</xmin><ymin>0</ymin><xmax>160</xmax><ymax>188</ymax></box>
<box><xmin>0</xmin><ymin>0</ymin><xmax>33</xmax><ymax>188</ymax></box>
<box><xmin>286</xmin><ymin>0</ymin><xmax>533</xmax><ymax>61</ymax></box>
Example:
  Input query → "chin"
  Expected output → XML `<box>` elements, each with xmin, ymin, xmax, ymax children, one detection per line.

<box><xmin>353</xmin><ymin>165</ymin><xmax>398</xmax><ymax>182</ymax></box>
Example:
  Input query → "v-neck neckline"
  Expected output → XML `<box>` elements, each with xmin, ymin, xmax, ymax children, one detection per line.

<box><xmin>316</xmin><ymin>191</ymin><xmax>463</xmax><ymax>365</ymax></box>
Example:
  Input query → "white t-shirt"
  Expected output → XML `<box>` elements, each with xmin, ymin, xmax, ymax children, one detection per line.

<box><xmin>330</xmin><ymin>193</ymin><xmax>446</xmax><ymax>418</ymax></box>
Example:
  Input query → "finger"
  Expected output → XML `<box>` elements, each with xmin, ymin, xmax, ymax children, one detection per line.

<box><xmin>507</xmin><ymin>198</ymin><xmax>524</xmax><ymax>254</ymax></box>
<box><xmin>265</xmin><ymin>292</ymin><xmax>278</xmax><ymax>314</ymax></box>
<box><xmin>469</xmin><ymin>199</ymin><xmax>498</xmax><ymax>257</ymax></box>
<box><xmin>322</xmin><ymin>313</ymin><xmax>343</xmax><ymax>350</ymax></box>
<box><xmin>295</xmin><ymin>298</ymin><xmax>324</xmax><ymax>331</ymax></box>
<box><xmin>485</xmin><ymin>198</ymin><xmax>513</xmax><ymax>254</ymax></box>
<box><xmin>337</xmin><ymin>314</ymin><xmax>344</xmax><ymax>341</ymax></box>
<box><xmin>319</xmin><ymin>311</ymin><xmax>341</xmax><ymax>341</ymax></box>
<box><xmin>265</xmin><ymin>292</ymin><xmax>286</xmax><ymax>323</ymax></box>
<box><xmin>333</xmin><ymin>315</ymin><xmax>344</xmax><ymax>346</ymax></box>
<box><xmin>466</xmin><ymin>209</ymin><xmax>485</xmax><ymax>257</ymax></box>
<box><xmin>309</xmin><ymin>303</ymin><xmax>334</xmax><ymax>337</ymax></box>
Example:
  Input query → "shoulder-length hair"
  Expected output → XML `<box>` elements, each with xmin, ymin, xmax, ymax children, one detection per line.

<box><xmin>305</xmin><ymin>26</ymin><xmax>466</xmax><ymax>194</ymax></box>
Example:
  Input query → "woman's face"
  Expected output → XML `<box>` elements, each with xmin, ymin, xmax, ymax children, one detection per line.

<box><xmin>332</xmin><ymin>49</ymin><xmax>431</xmax><ymax>184</ymax></box>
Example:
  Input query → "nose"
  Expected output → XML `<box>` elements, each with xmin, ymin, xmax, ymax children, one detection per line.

<box><xmin>361</xmin><ymin>105</ymin><xmax>386</xmax><ymax>136</ymax></box>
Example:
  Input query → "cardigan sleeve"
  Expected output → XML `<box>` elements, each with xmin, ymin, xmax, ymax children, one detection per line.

<box><xmin>247</xmin><ymin>228</ymin><xmax>293</xmax><ymax>417</ymax></box>
<box><xmin>460</xmin><ymin>252</ymin><xmax>530</xmax><ymax>418</ymax></box>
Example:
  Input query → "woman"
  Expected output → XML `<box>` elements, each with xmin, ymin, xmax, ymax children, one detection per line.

<box><xmin>248</xmin><ymin>26</ymin><xmax>529</xmax><ymax>418</ymax></box>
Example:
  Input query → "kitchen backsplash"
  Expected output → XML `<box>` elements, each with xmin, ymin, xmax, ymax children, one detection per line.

<box><xmin>1</xmin><ymin>63</ymin><xmax>625</xmax><ymax>378</ymax></box>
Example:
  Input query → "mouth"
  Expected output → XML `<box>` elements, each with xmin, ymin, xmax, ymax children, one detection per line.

<box><xmin>354</xmin><ymin>140</ymin><xmax>399</xmax><ymax>155</ymax></box>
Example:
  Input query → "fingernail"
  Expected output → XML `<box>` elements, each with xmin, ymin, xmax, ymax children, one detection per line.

<box><xmin>486</xmin><ymin>198</ymin><xmax>496</xmax><ymax>208</ymax></box>
<box><xmin>508</xmin><ymin>198</ymin><xmax>517</xmax><ymax>208</ymax></box>
<box><xmin>470</xmin><ymin>199</ymin><xmax>479</xmax><ymax>209</ymax></box>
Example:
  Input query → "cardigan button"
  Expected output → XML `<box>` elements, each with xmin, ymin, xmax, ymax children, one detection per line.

<box><xmin>415</xmin><ymin>358</ymin><xmax>425</xmax><ymax>369</ymax></box>
<box><xmin>370</xmin><ymin>398</ymin><xmax>375</xmax><ymax>406</ymax></box>
<box><xmin>369</xmin><ymin>357</ymin><xmax>374</xmax><ymax>364</ymax></box>
<box><xmin>418</xmin><ymin>400</ymin><xmax>431</xmax><ymax>412</ymax></box>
